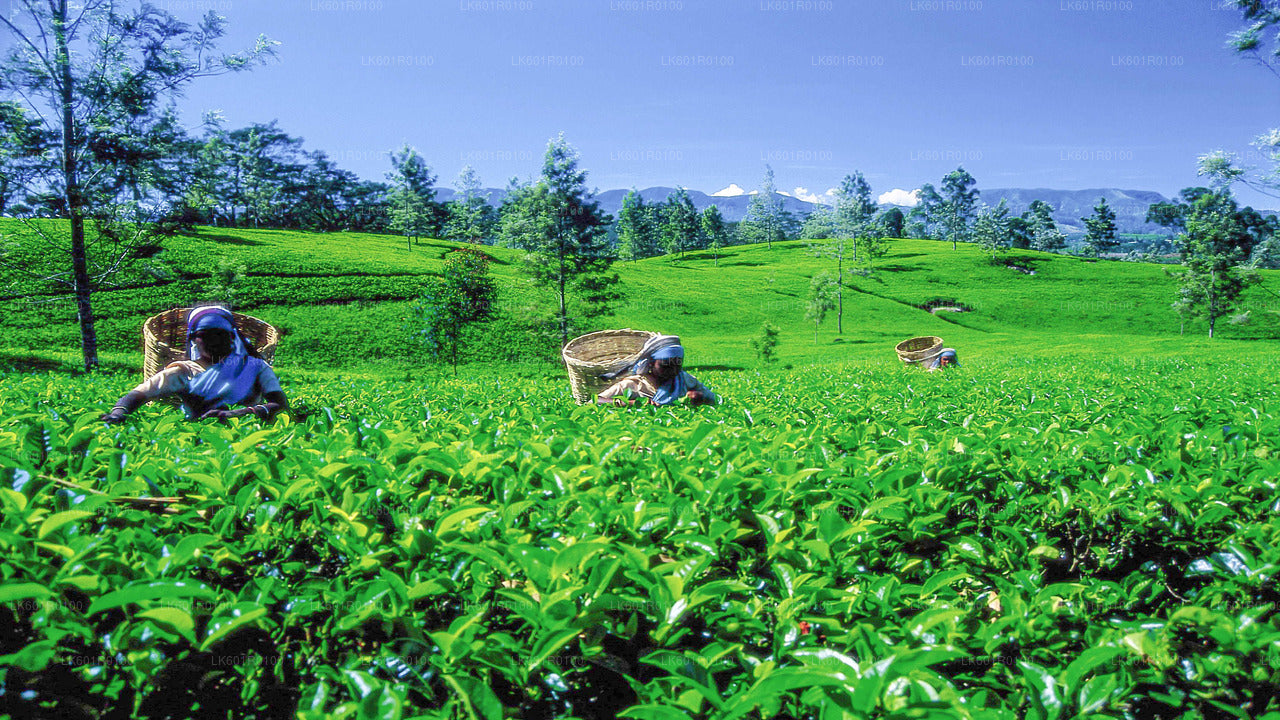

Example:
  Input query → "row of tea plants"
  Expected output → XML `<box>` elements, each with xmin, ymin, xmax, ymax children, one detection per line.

<box><xmin>2</xmin><ymin>360</ymin><xmax>1278</xmax><ymax>719</ymax></box>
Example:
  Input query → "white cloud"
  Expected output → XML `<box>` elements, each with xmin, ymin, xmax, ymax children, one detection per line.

<box><xmin>711</xmin><ymin>183</ymin><xmax>748</xmax><ymax>197</ymax></box>
<box><xmin>791</xmin><ymin>187</ymin><xmax>838</xmax><ymax>205</ymax></box>
<box><xmin>879</xmin><ymin>188</ymin><xmax>920</xmax><ymax>207</ymax></box>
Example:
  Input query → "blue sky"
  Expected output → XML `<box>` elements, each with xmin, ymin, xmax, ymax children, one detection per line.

<box><xmin>159</xmin><ymin>0</ymin><xmax>1278</xmax><ymax>207</ymax></box>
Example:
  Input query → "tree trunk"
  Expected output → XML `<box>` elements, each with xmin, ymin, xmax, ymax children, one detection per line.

<box><xmin>837</xmin><ymin>251</ymin><xmax>843</xmax><ymax>334</ymax></box>
<box><xmin>54</xmin><ymin>1</ymin><xmax>98</xmax><ymax>371</ymax></box>
<box><xmin>558</xmin><ymin>257</ymin><xmax>568</xmax><ymax>346</ymax></box>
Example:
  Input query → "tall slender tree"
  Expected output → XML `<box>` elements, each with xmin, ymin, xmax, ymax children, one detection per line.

<box><xmin>387</xmin><ymin>144</ymin><xmax>439</xmax><ymax>250</ymax></box>
<box><xmin>700</xmin><ymin>204</ymin><xmax>729</xmax><ymax>266</ymax></box>
<box><xmin>0</xmin><ymin>2</ymin><xmax>275</xmax><ymax>370</ymax></box>
<box><xmin>740</xmin><ymin>165</ymin><xmax>793</xmax><ymax>249</ymax></box>
<box><xmin>501</xmin><ymin>133</ymin><xmax>617</xmax><ymax>345</ymax></box>
<box><xmin>940</xmin><ymin>167</ymin><xmax>979</xmax><ymax>250</ymax></box>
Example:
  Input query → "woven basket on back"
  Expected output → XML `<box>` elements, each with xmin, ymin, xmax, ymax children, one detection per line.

<box><xmin>562</xmin><ymin>328</ymin><xmax>659</xmax><ymax>404</ymax></box>
<box><xmin>142</xmin><ymin>307</ymin><xmax>280</xmax><ymax>378</ymax></box>
<box><xmin>895</xmin><ymin>335</ymin><xmax>943</xmax><ymax>368</ymax></box>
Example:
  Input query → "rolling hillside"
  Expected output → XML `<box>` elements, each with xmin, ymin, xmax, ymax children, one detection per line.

<box><xmin>1</xmin><ymin>218</ymin><xmax>1276</xmax><ymax>373</ymax></box>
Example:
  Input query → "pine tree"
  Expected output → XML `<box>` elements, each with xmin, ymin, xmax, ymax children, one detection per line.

<box><xmin>1082</xmin><ymin>197</ymin><xmax>1120</xmax><ymax>257</ymax></box>
<box><xmin>660</xmin><ymin>187</ymin><xmax>701</xmax><ymax>259</ymax></box>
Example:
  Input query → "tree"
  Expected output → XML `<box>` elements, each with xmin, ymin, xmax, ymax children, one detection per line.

<box><xmin>909</xmin><ymin>183</ymin><xmax>944</xmax><ymax>240</ymax></box>
<box><xmin>700</xmin><ymin>205</ymin><xmax>729</xmax><ymax>266</ymax></box>
<box><xmin>1026</xmin><ymin>200</ymin><xmax>1065</xmax><ymax>252</ymax></box>
<box><xmin>0</xmin><ymin>101</ymin><xmax>48</xmax><ymax>215</ymax></box>
<box><xmin>0</xmin><ymin>2</ymin><xmax>274</xmax><ymax>370</ymax></box>
<box><xmin>1082</xmin><ymin>197</ymin><xmax>1119</xmax><ymax>257</ymax></box>
<box><xmin>387</xmin><ymin>144</ymin><xmax>440</xmax><ymax>250</ymax></box>
<box><xmin>974</xmin><ymin>199</ymin><xmax>1012</xmax><ymax>264</ymax></box>
<box><xmin>801</xmin><ymin>206</ymin><xmax>835</xmax><ymax>239</ymax></box>
<box><xmin>1170</xmin><ymin>190</ymin><xmax>1260</xmax><ymax>338</ymax></box>
<box><xmin>444</xmin><ymin>165</ymin><xmax>496</xmax><ymax>243</ymax></box>
<box><xmin>805</xmin><ymin>271</ymin><xmax>839</xmax><ymax>343</ymax></box>
<box><xmin>812</xmin><ymin>172</ymin><xmax>875</xmax><ymax>334</ymax></box>
<box><xmin>1196</xmin><ymin>3</ymin><xmax>1280</xmax><ymax>196</ymax></box>
<box><xmin>502</xmin><ymin>133</ymin><xmax>617</xmax><ymax>345</ymax></box>
<box><xmin>1007</xmin><ymin>216</ymin><xmax>1033</xmax><ymax>250</ymax></box>
<box><xmin>660</xmin><ymin>187</ymin><xmax>701</xmax><ymax>259</ymax></box>
<box><xmin>878</xmin><ymin>207</ymin><xmax>905</xmax><ymax>239</ymax></box>
<box><xmin>740</xmin><ymin>165</ymin><xmax>795</xmax><ymax>249</ymax></box>
<box><xmin>412</xmin><ymin>248</ymin><xmax>496</xmax><ymax>374</ymax></box>
<box><xmin>749</xmin><ymin>321</ymin><xmax>780</xmax><ymax>364</ymax></box>
<box><xmin>940</xmin><ymin>167</ymin><xmax>979</xmax><ymax>249</ymax></box>
<box><xmin>616</xmin><ymin>189</ymin><xmax>658</xmax><ymax>261</ymax></box>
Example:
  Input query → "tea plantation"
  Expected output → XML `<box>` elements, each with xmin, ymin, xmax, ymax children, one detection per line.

<box><xmin>4</xmin><ymin>360</ymin><xmax>1280</xmax><ymax>718</ymax></box>
<box><xmin>2</xmin><ymin>222</ymin><xmax>1280</xmax><ymax>718</ymax></box>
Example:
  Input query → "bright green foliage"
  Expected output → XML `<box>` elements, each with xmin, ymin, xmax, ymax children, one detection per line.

<box><xmin>1082</xmin><ymin>198</ymin><xmax>1119</xmax><ymax>258</ymax></box>
<box><xmin>411</xmin><ymin>249</ymin><xmax>497</xmax><ymax>374</ymax></box>
<box><xmin>3</xmin><ymin>359</ymin><xmax>1280</xmax><ymax>717</ymax></box>
<box><xmin>748</xmin><ymin>321</ymin><xmax>780</xmax><ymax>363</ymax></box>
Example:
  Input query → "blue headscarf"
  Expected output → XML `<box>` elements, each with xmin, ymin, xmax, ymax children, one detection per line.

<box><xmin>630</xmin><ymin>335</ymin><xmax>688</xmax><ymax>406</ymax></box>
<box><xmin>184</xmin><ymin>306</ymin><xmax>267</xmax><ymax>417</ymax></box>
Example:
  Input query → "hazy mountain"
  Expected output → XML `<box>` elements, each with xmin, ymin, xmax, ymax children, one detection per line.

<box><xmin>436</xmin><ymin>185</ymin><xmax>1186</xmax><ymax>235</ymax></box>
<box><xmin>976</xmin><ymin>188</ymin><xmax>1174</xmax><ymax>235</ymax></box>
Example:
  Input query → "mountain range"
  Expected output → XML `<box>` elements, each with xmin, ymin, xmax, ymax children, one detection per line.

<box><xmin>434</xmin><ymin>186</ymin><xmax>1183</xmax><ymax>235</ymax></box>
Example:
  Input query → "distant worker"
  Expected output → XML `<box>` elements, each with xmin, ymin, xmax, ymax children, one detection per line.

<box><xmin>928</xmin><ymin>348</ymin><xmax>960</xmax><ymax>371</ymax></box>
<box><xmin>596</xmin><ymin>334</ymin><xmax>717</xmax><ymax>407</ymax></box>
<box><xmin>101</xmin><ymin>306</ymin><xmax>288</xmax><ymax>423</ymax></box>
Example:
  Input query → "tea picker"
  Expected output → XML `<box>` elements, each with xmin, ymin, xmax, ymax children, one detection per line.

<box><xmin>896</xmin><ymin>336</ymin><xmax>960</xmax><ymax>371</ymax></box>
<box><xmin>101</xmin><ymin>306</ymin><xmax>288</xmax><ymax>423</ymax></box>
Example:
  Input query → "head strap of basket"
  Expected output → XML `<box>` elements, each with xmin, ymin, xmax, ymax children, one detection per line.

<box><xmin>143</xmin><ymin>307</ymin><xmax>280</xmax><ymax>378</ymax></box>
<box><xmin>895</xmin><ymin>335</ymin><xmax>943</xmax><ymax>366</ymax></box>
<box><xmin>562</xmin><ymin>328</ymin><xmax>660</xmax><ymax>403</ymax></box>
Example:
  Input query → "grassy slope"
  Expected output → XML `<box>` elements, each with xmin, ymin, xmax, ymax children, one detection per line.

<box><xmin>2</xmin><ymin>218</ymin><xmax>1277</xmax><ymax>373</ymax></box>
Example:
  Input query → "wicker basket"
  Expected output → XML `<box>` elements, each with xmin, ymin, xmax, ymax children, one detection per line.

<box><xmin>562</xmin><ymin>328</ymin><xmax>659</xmax><ymax>404</ymax></box>
<box><xmin>895</xmin><ymin>335</ymin><xmax>943</xmax><ymax>368</ymax></box>
<box><xmin>142</xmin><ymin>307</ymin><xmax>280</xmax><ymax>377</ymax></box>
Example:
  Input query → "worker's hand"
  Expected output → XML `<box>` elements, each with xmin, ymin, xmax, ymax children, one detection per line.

<box><xmin>100</xmin><ymin>408</ymin><xmax>127</xmax><ymax>424</ymax></box>
<box><xmin>198</xmin><ymin>407</ymin><xmax>243</xmax><ymax>421</ymax></box>
<box><xmin>686</xmin><ymin>390</ymin><xmax>708</xmax><ymax>406</ymax></box>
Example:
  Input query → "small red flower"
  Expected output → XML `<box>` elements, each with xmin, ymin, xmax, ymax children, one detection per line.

<box><xmin>799</xmin><ymin>621</ymin><xmax>811</xmax><ymax>635</ymax></box>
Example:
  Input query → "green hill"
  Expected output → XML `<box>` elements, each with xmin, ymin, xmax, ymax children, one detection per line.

<box><xmin>2</xmin><ymin>219</ymin><xmax>1276</xmax><ymax>372</ymax></box>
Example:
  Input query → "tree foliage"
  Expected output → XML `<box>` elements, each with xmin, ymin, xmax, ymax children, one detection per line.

<box><xmin>700</xmin><ymin>204</ymin><xmax>730</xmax><ymax>266</ymax></box>
<box><xmin>974</xmin><ymin>199</ymin><xmax>1011</xmax><ymax>264</ymax></box>
<box><xmin>660</xmin><ymin>187</ymin><xmax>701</xmax><ymax>259</ymax></box>
<box><xmin>387</xmin><ymin>144</ymin><xmax>441</xmax><ymax>250</ymax></box>
<box><xmin>1082</xmin><ymin>197</ymin><xmax>1119</xmax><ymax>258</ymax></box>
<box><xmin>740</xmin><ymin>165</ymin><xmax>797</xmax><ymax>248</ymax></box>
<box><xmin>0</xmin><ymin>0</ymin><xmax>275</xmax><ymax>370</ymax></box>
<box><xmin>1168</xmin><ymin>191</ymin><xmax>1261</xmax><ymax>338</ymax></box>
<box><xmin>939</xmin><ymin>167</ymin><xmax>980</xmax><ymax>250</ymax></box>
<box><xmin>500</xmin><ymin>133</ymin><xmax>617</xmax><ymax>345</ymax></box>
<box><xmin>412</xmin><ymin>248</ymin><xmax>497</xmax><ymax>373</ymax></box>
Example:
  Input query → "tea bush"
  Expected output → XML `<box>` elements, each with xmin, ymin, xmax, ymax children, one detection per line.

<box><xmin>2</xmin><ymin>360</ymin><xmax>1278</xmax><ymax>718</ymax></box>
